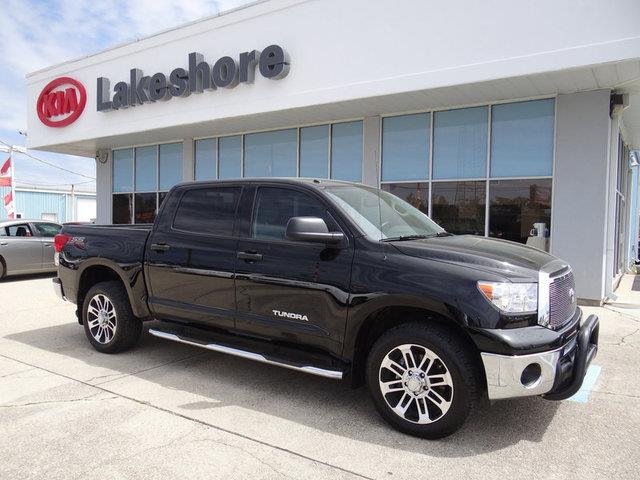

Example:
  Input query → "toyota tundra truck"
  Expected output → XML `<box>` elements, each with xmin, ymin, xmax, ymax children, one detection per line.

<box><xmin>52</xmin><ymin>179</ymin><xmax>599</xmax><ymax>438</ymax></box>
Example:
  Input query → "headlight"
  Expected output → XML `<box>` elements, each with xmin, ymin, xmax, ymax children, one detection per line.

<box><xmin>477</xmin><ymin>281</ymin><xmax>537</xmax><ymax>313</ymax></box>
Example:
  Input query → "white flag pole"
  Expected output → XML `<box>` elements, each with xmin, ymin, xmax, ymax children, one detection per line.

<box><xmin>9</xmin><ymin>148</ymin><xmax>16</xmax><ymax>218</ymax></box>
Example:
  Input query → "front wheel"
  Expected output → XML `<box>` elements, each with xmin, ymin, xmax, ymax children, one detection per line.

<box><xmin>366</xmin><ymin>322</ymin><xmax>482</xmax><ymax>439</ymax></box>
<box><xmin>82</xmin><ymin>281</ymin><xmax>142</xmax><ymax>353</ymax></box>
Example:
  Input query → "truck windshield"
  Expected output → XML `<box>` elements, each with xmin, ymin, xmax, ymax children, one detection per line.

<box><xmin>323</xmin><ymin>184</ymin><xmax>445</xmax><ymax>241</ymax></box>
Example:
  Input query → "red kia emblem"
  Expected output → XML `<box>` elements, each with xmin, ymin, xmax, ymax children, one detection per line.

<box><xmin>36</xmin><ymin>77</ymin><xmax>86</xmax><ymax>127</ymax></box>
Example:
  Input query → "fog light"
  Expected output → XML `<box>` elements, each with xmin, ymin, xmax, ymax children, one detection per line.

<box><xmin>521</xmin><ymin>363</ymin><xmax>542</xmax><ymax>387</ymax></box>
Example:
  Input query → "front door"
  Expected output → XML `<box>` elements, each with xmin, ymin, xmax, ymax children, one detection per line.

<box><xmin>234</xmin><ymin>186</ymin><xmax>354</xmax><ymax>358</ymax></box>
<box><xmin>145</xmin><ymin>185</ymin><xmax>242</xmax><ymax>330</ymax></box>
<box><xmin>1</xmin><ymin>223</ymin><xmax>43</xmax><ymax>273</ymax></box>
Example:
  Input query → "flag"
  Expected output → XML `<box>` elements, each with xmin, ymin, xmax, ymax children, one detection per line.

<box><xmin>0</xmin><ymin>157</ymin><xmax>11</xmax><ymax>187</ymax></box>
<box><xmin>3</xmin><ymin>189</ymin><xmax>15</xmax><ymax>219</ymax></box>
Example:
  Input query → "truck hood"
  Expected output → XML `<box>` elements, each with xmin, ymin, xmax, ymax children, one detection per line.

<box><xmin>391</xmin><ymin>235</ymin><xmax>558</xmax><ymax>280</ymax></box>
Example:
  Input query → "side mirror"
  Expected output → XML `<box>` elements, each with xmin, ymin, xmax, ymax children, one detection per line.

<box><xmin>285</xmin><ymin>217</ymin><xmax>345</xmax><ymax>245</ymax></box>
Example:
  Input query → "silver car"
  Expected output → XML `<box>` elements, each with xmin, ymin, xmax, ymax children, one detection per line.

<box><xmin>0</xmin><ymin>220</ymin><xmax>62</xmax><ymax>278</ymax></box>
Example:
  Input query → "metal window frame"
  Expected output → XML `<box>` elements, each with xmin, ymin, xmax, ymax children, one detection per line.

<box><xmin>378</xmin><ymin>96</ymin><xmax>557</xmax><ymax>241</ymax></box>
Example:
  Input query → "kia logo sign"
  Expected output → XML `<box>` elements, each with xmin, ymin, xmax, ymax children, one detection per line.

<box><xmin>36</xmin><ymin>77</ymin><xmax>86</xmax><ymax>127</ymax></box>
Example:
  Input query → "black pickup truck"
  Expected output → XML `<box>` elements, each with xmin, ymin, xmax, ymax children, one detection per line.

<box><xmin>52</xmin><ymin>179</ymin><xmax>599</xmax><ymax>438</ymax></box>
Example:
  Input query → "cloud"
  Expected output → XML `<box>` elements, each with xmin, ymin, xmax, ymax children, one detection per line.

<box><xmin>0</xmin><ymin>0</ymin><xmax>252</xmax><ymax>186</ymax></box>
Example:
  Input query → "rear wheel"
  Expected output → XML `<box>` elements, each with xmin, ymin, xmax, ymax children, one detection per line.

<box><xmin>82</xmin><ymin>281</ymin><xmax>142</xmax><ymax>353</ymax></box>
<box><xmin>366</xmin><ymin>322</ymin><xmax>481</xmax><ymax>439</ymax></box>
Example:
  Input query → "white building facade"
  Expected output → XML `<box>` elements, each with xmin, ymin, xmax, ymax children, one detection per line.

<box><xmin>25</xmin><ymin>0</ymin><xmax>640</xmax><ymax>303</ymax></box>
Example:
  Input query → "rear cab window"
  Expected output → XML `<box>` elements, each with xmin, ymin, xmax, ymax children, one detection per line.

<box><xmin>172</xmin><ymin>187</ymin><xmax>241</xmax><ymax>236</ymax></box>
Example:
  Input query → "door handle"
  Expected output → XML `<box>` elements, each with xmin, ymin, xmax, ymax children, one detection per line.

<box><xmin>237</xmin><ymin>251</ymin><xmax>263</xmax><ymax>262</ymax></box>
<box><xmin>150</xmin><ymin>243</ymin><xmax>171</xmax><ymax>252</ymax></box>
<box><xmin>0</xmin><ymin>242</ymin><xmax>7</xmax><ymax>246</ymax></box>
<box><xmin>43</xmin><ymin>243</ymin><xmax>52</xmax><ymax>247</ymax></box>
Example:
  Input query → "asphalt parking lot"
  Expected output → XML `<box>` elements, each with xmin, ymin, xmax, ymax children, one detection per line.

<box><xmin>1</xmin><ymin>274</ymin><xmax>639</xmax><ymax>479</ymax></box>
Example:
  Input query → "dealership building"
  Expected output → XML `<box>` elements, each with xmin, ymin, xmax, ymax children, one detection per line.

<box><xmin>25</xmin><ymin>0</ymin><xmax>640</xmax><ymax>304</ymax></box>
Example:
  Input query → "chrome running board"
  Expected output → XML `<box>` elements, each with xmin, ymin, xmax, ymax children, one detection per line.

<box><xmin>148</xmin><ymin>328</ymin><xmax>343</xmax><ymax>380</ymax></box>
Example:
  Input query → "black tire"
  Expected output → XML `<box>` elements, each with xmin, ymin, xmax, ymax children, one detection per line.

<box><xmin>366</xmin><ymin>322</ymin><xmax>482</xmax><ymax>439</ymax></box>
<box><xmin>82</xmin><ymin>280</ymin><xmax>142</xmax><ymax>353</ymax></box>
<box><xmin>0</xmin><ymin>257</ymin><xmax>5</xmax><ymax>279</ymax></box>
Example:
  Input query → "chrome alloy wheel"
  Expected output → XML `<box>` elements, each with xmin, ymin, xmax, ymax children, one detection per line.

<box><xmin>378</xmin><ymin>344</ymin><xmax>454</xmax><ymax>424</ymax></box>
<box><xmin>86</xmin><ymin>294</ymin><xmax>117</xmax><ymax>344</ymax></box>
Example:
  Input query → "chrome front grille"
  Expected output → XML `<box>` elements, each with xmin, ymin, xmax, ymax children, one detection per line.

<box><xmin>548</xmin><ymin>270</ymin><xmax>576</xmax><ymax>329</ymax></box>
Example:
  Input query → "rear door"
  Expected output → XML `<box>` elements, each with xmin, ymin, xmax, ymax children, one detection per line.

<box><xmin>31</xmin><ymin>222</ymin><xmax>61</xmax><ymax>269</ymax></box>
<box><xmin>145</xmin><ymin>184</ymin><xmax>242</xmax><ymax>330</ymax></box>
<box><xmin>234</xmin><ymin>185</ymin><xmax>354</xmax><ymax>357</ymax></box>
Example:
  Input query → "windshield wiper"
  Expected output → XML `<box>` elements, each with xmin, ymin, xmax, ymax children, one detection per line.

<box><xmin>381</xmin><ymin>232</ymin><xmax>452</xmax><ymax>242</ymax></box>
<box><xmin>381</xmin><ymin>234</ymin><xmax>430</xmax><ymax>242</ymax></box>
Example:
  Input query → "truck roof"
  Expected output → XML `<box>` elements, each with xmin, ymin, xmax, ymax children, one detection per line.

<box><xmin>176</xmin><ymin>178</ymin><xmax>363</xmax><ymax>189</ymax></box>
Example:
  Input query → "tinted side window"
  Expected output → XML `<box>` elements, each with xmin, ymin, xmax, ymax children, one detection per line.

<box><xmin>173</xmin><ymin>187</ymin><xmax>241</xmax><ymax>235</ymax></box>
<box><xmin>34</xmin><ymin>223</ymin><xmax>61</xmax><ymax>237</ymax></box>
<box><xmin>7</xmin><ymin>224</ymin><xmax>33</xmax><ymax>237</ymax></box>
<box><xmin>252</xmin><ymin>187</ymin><xmax>336</xmax><ymax>240</ymax></box>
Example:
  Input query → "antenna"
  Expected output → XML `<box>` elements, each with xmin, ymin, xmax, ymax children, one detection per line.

<box><xmin>373</xmin><ymin>147</ymin><xmax>383</xmax><ymax>242</ymax></box>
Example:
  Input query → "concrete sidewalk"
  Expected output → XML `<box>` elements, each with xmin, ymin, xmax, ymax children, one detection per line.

<box><xmin>0</xmin><ymin>274</ymin><xmax>639</xmax><ymax>479</ymax></box>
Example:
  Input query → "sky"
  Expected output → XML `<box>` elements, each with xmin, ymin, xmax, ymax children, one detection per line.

<box><xmin>0</xmin><ymin>0</ymin><xmax>252</xmax><ymax>191</ymax></box>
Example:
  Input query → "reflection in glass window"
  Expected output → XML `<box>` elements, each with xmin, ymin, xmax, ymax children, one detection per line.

<box><xmin>433</xmin><ymin>107</ymin><xmax>487</xmax><ymax>179</ymax></box>
<box><xmin>300</xmin><ymin>125</ymin><xmax>329</xmax><ymax>178</ymax></box>
<box><xmin>195</xmin><ymin>138</ymin><xmax>217</xmax><ymax>181</ymax></box>
<box><xmin>431</xmin><ymin>181</ymin><xmax>486</xmax><ymax>235</ymax></box>
<box><xmin>112</xmin><ymin>194</ymin><xmax>132</xmax><ymax>224</ymax></box>
<box><xmin>382</xmin><ymin>114</ymin><xmax>430</xmax><ymax>181</ymax></box>
<box><xmin>158</xmin><ymin>191</ymin><xmax>169</xmax><ymax>209</ymax></box>
<box><xmin>219</xmin><ymin>136</ymin><xmax>242</xmax><ymax>179</ymax></box>
<box><xmin>173</xmin><ymin>187</ymin><xmax>241</xmax><ymax>235</ymax></box>
<box><xmin>159</xmin><ymin>143</ymin><xmax>183</xmax><ymax>191</ymax></box>
<box><xmin>252</xmin><ymin>187</ymin><xmax>334</xmax><ymax>241</ymax></box>
<box><xmin>113</xmin><ymin>149</ymin><xmax>133</xmax><ymax>193</ymax></box>
<box><xmin>134</xmin><ymin>193</ymin><xmax>157</xmax><ymax>223</ymax></box>
<box><xmin>331</xmin><ymin>121</ymin><xmax>363</xmax><ymax>182</ymax></box>
<box><xmin>490</xmin><ymin>99</ymin><xmax>554</xmax><ymax>177</ymax></box>
<box><xmin>135</xmin><ymin>146</ymin><xmax>157</xmax><ymax>191</ymax></box>
<box><xmin>489</xmin><ymin>179</ymin><xmax>552</xmax><ymax>244</ymax></box>
<box><xmin>244</xmin><ymin>129</ymin><xmax>297</xmax><ymax>177</ymax></box>
<box><xmin>381</xmin><ymin>183</ymin><xmax>429</xmax><ymax>215</ymax></box>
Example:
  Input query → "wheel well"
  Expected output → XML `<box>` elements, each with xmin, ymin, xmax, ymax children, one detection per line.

<box><xmin>0</xmin><ymin>255</ymin><xmax>5</xmax><ymax>278</ymax></box>
<box><xmin>76</xmin><ymin>266</ymin><xmax>122</xmax><ymax>323</ymax></box>
<box><xmin>350</xmin><ymin>306</ymin><xmax>482</xmax><ymax>387</ymax></box>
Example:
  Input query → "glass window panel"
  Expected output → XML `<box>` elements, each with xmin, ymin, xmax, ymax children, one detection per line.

<box><xmin>112</xmin><ymin>194</ymin><xmax>132</xmax><ymax>224</ymax></box>
<box><xmin>113</xmin><ymin>149</ymin><xmax>133</xmax><ymax>193</ymax></box>
<box><xmin>382</xmin><ymin>114</ymin><xmax>429</xmax><ymax>181</ymax></box>
<box><xmin>159</xmin><ymin>143</ymin><xmax>183</xmax><ymax>190</ymax></box>
<box><xmin>134</xmin><ymin>193</ymin><xmax>157</xmax><ymax>224</ymax></box>
<box><xmin>331</xmin><ymin>121</ymin><xmax>363</xmax><ymax>182</ymax></box>
<box><xmin>489</xmin><ymin>179</ymin><xmax>552</xmax><ymax>245</ymax></box>
<box><xmin>252</xmin><ymin>187</ymin><xmax>336</xmax><ymax>241</ymax></box>
<box><xmin>244</xmin><ymin>129</ymin><xmax>297</xmax><ymax>177</ymax></box>
<box><xmin>490</xmin><ymin>99</ymin><xmax>554</xmax><ymax>177</ymax></box>
<box><xmin>300</xmin><ymin>125</ymin><xmax>329</xmax><ymax>178</ymax></box>
<box><xmin>173</xmin><ymin>187</ymin><xmax>241</xmax><ymax>235</ymax></box>
<box><xmin>195</xmin><ymin>138</ymin><xmax>217</xmax><ymax>181</ymax></box>
<box><xmin>135</xmin><ymin>146</ymin><xmax>157</xmax><ymax>191</ymax></box>
<box><xmin>431</xmin><ymin>181</ymin><xmax>486</xmax><ymax>235</ymax></box>
<box><xmin>34</xmin><ymin>223</ymin><xmax>61</xmax><ymax>237</ymax></box>
<box><xmin>219</xmin><ymin>136</ymin><xmax>242</xmax><ymax>179</ymax></box>
<box><xmin>433</xmin><ymin>107</ymin><xmax>487</xmax><ymax>179</ymax></box>
<box><xmin>381</xmin><ymin>183</ymin><xmax>429</xmax><ymax>215</ymax></box>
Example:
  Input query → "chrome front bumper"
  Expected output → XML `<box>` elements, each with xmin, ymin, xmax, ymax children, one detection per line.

<box><xmin>481</xmin><ymin>315</ymin><xmax>599</xmax><ymax>400</ymax></box>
